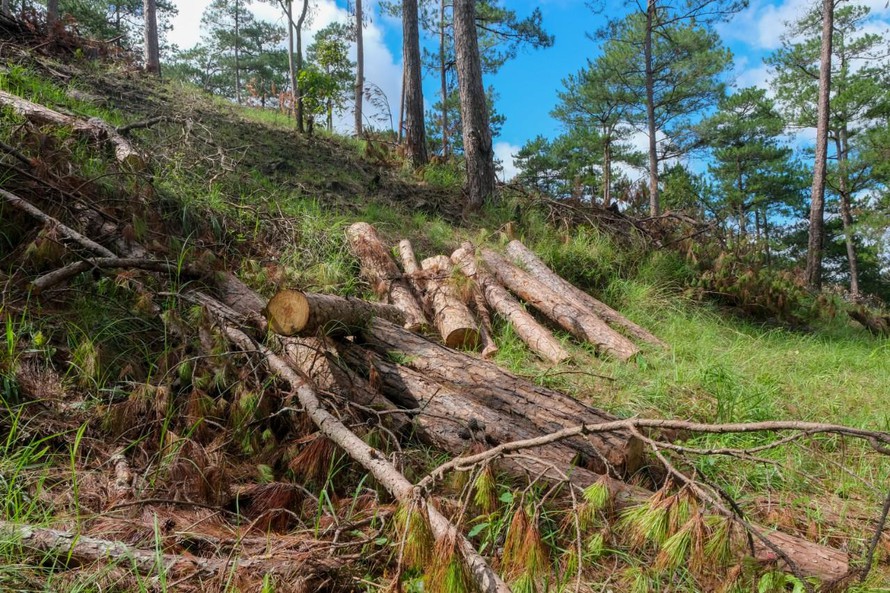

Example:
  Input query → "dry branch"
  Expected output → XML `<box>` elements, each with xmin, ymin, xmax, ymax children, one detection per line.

<box><xmin>452</xmin><ymin>245</ymin><xmax>569</xmax><ymax>364</ymax></box>
<box><xmin>481</xmin><ymin>249</ymin><xmax>640</xmax><ymax>361</ymax></box>
<box><xmin>30</xmin><ymin>256</ymin><xmax>202</xmax><ymax>293</ymax></box>
<box><xmin>0</xmin><ymin>89</ymin><xmax>145</xmax><ymax>169</ymax></box>
<box><xmin>506</xmin><ymin>240</ymin><xmax>666</xmax><ymax>347</ymax></box>
<box><xmin>419</xmin><ymin>255</ymin><xmax>481</xmax><ymax>349</ymax></box>
<box><xmin>345</xmin><ymin>222</ymin><xmax>428</xmax><ymax>331</ymax></box>
<box><xmin>263</xmin><ymin>289</ymin><xmax>406</xmax><ymax>337</ymax></box>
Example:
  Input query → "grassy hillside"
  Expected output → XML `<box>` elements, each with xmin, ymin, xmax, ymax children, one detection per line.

<box><xmin>1</xmin><ymin>45</ymin><xmax>888</xmax><ymax>592</ymax></box>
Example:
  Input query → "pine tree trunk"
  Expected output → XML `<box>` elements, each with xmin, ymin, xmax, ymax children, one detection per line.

<box><xmin>46</xmin><ymin>0</ymin><xmax>58</xmax><ymax>24</ymax></box>
<box><xmin>354</xmin><ymin>0</ymin><xmax>364</xmax><ymax>136</ymax></box>
<box><xmin>402</xmin><ymin>0</ymin><xmax>428</xmax><ymax>168</ymax></box>
<box><xmin>644</xmin><ymin>0</ymin><xmax>659</xmax><ymax>217</ymax></box>
<box><xmin>234</xmin><ymin>1</ymin><xmax>242</xmax><ymax>105</ymax></box>
<box><xmin>295</xmin><ymin>0</ymin><xmax>309</xmax><ymax>134</ymax></box>
<box><xmin>143</xmin><ymin>0</ymin><xmax>161</xmax><ymax>75</ymax></box>
<box><xmin>286</xmin><ymin>1</ymin><xmax>298</xmax><ymax>120</ymax></box>
<box><xmin>439</xmin><ymin>0</ymin><xmax>448</xmax><ymax>157</ymax></box>
<box><xmin>836</xmin><ymin>131</ymin><xmax>859</xmax><ymax>299</ymax></box>
<box><xmin>806</xmin><ymin>0</ymin><xmax>833</xmax><ymax>290</ymax></box>
<box><xmin>453</xmin><ymin>0</ymin><xmax>496</xmax><ymax>211</ymax></box>
<box><xmin>603</xmin><ymin>134</ymin><xmax>612</xmax><ymax>207</ymax></box>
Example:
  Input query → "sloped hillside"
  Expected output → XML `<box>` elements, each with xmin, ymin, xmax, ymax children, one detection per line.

<box><xmin>1</xmin><ymin>39</ymin><xmax>889</xmax><ymax>593</ymax></box>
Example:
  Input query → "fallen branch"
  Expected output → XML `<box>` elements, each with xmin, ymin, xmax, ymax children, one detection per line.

<box><xmin>31</xmin><ymin>256</ymin><xmax>203</xmax><ymax>293</ymax></box>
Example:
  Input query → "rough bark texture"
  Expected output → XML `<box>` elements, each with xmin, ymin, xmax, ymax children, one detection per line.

<box><xmin>295</xmin><ymin>0</ymin><xmax>309</xmax><ymax>133</ymax></box>
<box><xmin>806</xmin><ymin>0</ymin><xmax>833</xmax><ymax>290</ymax></box>
<box><xmin>46</xmin><ymin>0</ymin><xmax>59</xmax><ymax>24</ymax></box>
<box><xmin>354</xmin><ymin>0</ymin><xmax>364</xmax><ymax>136</ymax></box>
<box><xmin>505</xmin><ymin>240</ymin><xmax>665</xmax><ymax>347</ymax></box>
<box><xmin>358</xmin><ymin>318</ymin><xmax>644</xmax><ymax>477</ymax></box>
<box><xmin>439</xmin><ymin>0</ymin><xmax>448</xmax><ymax>157</ymax></box>
<box><xmin>0</xmin><ymin>90</ymin><xmax>144</xmax><ymax>169</ymax></box>
<box><xmin>402</xmin><ymin>0</ymin><xmax>427</xmax><ymax>168</ymax></box>
<box><xmin>452</xmin><ymin>0</ymin><xmax>496</xmax><ymax>211</ymax></box>
<box><xmin>345</xmin><ymin>223</ymin><xmax>428</xmax><ymax>331</ymax></box>
<box><xmin>452</xmin><ymin>246</ymin><xmax>569</xmax><ymax>364</ymax></box>
<box><xmin>143</xmin><ymin>0</ymin><xmax>160</xmax><ymax>75</ymax></box>
<box><xmin>420</xmin><ymin>255</ymin><xmax>480</xmax><ymax>350</ymax></box>
<box><xmin>481</xmin><ymin>249</ymin><xmax>640</xmax><ymax>361</ymax></box>
<box><xmin>263</xmin><ymin>289</ymin><xmax>406</xmax><ymax>337</ymax></box>
<box><xmin>836</xmin><ymin>131</ymin><xmax>859</xmax><ymax>298</ymax></box>
<box><xmin>0</xmin><ymin>520</ymin><xmax>342</xmax><ymax>583</ymax></box>
<box><xmin>645</xmin><ymin>0</ymin><xmax>659</xmax><ymax>217</ymax></box>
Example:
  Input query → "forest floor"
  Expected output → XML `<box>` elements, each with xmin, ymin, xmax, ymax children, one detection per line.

<box><xmin>1</xmin><ymin>40</ymin><xmax>889</xmax><ymax>593</ymax></box>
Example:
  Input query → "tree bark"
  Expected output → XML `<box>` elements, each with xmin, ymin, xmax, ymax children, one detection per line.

<box><xmin>835</xmin><ymin>131</ymin><xmax>859</xmax><ymax>299</ymax></box>
<box><xmin>0</xmin><ymin>90</ymin><xmax>145</xmax><ymax>169</ymax></box>
<box><xmin>354</xmin><ymin>0</ymin><xmax>364</xmax><ymax>136</ymax></box>
<box><xmin>402</xmin><ymin>0</ymin><xmax>428</xmax><ymax>168</ymax></box>
<box><xmin>286</xmin><ymin>0</ymin><xmax>298</xmax><ymax>120</ymax></box>
<box><xmin>234</xmin><ymin>0</ymin><xmax>242</xmax><ymax>105</ymax></box>
<box><xmin>439</xmin><ymin>0</ymin><xmax>449</xmax><ymax>157</ymax></box>
<box><xmin>46</xmin><ymin>0</ymin><xmax>58</xmax><ymax>25</ymax></box>
<box><xmin>453</xmin><ymin>0</ymin><xmax>496</xmax><ymax>211</ymax></box>
<box><xmin>420</xmin><ymin>255</ymin><xmax>480</xmax><ymax>350</ymax></box>
<box><xmin>481</xmin><ymin>249</ymin><xmax>640</xmax><ymax>361</ymax></box>
<box><xmin>505</xmin><ymin>240</ymin><xmax>666</xmax><ymax>348</ymax></box>
<box><xmin>0</xmin><ymin>520</ymin><xmax>343</xmax><ymax>583</ymax></box>
<box><xmin>358</xmin><ymin>318</ymin><xmax>644</xmax><ymax>477</ymax></box>
<box><xmin>603</xmin><ymin>134</ymin><xmax>612</xmax><ymax>207</ymax></box>
<box><xmin>451</xmin><ymin>246</ymin><xmax>569</xmax><ymax>364</ymax></box>
<box><xmin>645</xmin><ymin>0</ymin><xmax>659</xmax><ymax>217</ymax></box>
<box><xmin>345</xmin><ymin>223</ymin><xmax>428</xmax><ymax>331</ymax></box>
<box><xmin>1</xmin><ymin>0</ymin><xmax>10</xmax><ymax>17</ymax></box>
<box><xmin>143</xmin><ymin>0</ymin><xmax>160</xmax><ymax>75</ymax></box>
<box><xmin>263</xmin><ymin>289</ymin><xmax>407</xmax><ymax>337</ymax></box>
<box><xmin>806</xmin><ymin>0</ymin><xmax>834</xmax><ymax>290</ymax></box>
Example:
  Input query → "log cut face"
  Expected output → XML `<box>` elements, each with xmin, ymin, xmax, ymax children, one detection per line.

<box><xmin>452</xmin><ymin>246</ymin><xmax>569</xmax><ymax>364</ymax></box>
<box><xmin>263</xmin><ymin>289</ymin><xmax>406</xmax><ymax>337</ymax></box>
<box><xmin>359</xmin><ymin>319</ymin><xmax>644</xmax><ymax>477</ymax></box>
<box><xmin>420</xmin><ymin>255</ymin><xmax>481</xmax><ymax>350</ymax></box>
<box><xmin>345</xmin><ymin>222</ymin><xmax>428</xmax><ymax>331</ymax></box>
<box><xmin>506</xmin><ymin>240</ymin><xmax>666</xmax><ymax>347</ymax></box>
<box><xmin>481</xmin><ymin>249</ymin><xmax>640</xmax><ymax>361</ymax></box>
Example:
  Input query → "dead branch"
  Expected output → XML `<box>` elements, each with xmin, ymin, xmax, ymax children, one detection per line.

<box><xmin>30</xmin><ymin>256</ymin><xmax>204</xmax><ymax>293</ymax></box>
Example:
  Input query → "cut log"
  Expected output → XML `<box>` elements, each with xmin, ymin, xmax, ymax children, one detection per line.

<box><xmin>345</xmin><ymin>222</ymin><xmax>428</xmax><ymax>331</ymax></box>
<box><xmin>419</xmin><ymin>255</ymin><xmax>481</xmax><ymax>350</ymax></box>
<box><xmin>452</xmin><ymin>246</ymin><xmax>569</xmax><ymax>364</ymax></box>
<box><xmin>358</xmin><ymin>318</ymin><xmax>643</xmax><ymax>477</ymax></box>
<box><xmin>263</xmin><ymin>289</ymin><xmax>406</xmax><ymax>337</ymax></box>
<box><xmin>456</xmin><ymin>244</ymin><xmax>499</xmax><ymax>359</ymax></box>
<box><xmin>0</xmin><ymin>520</ymin><xmax>343</xmax><ymax>583</ymax></box>
<box><xmin>481</xmin><ymin>249</ymin><xmax>640</xmax><ymax>361</ymax></box>
<box><xmin>506</xmin><ymin>240</ymin><xmax>666</xmax><ymax>347</ymax></box>
<box><xmin>0</xmin><ymin>90</ymin><xmax>145</xmax><ymax>169</ymax></box>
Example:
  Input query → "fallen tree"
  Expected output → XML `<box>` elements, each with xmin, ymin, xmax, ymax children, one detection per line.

<box><xmin>481</xmin><ymin>249</ymin><xmax>640</xmax><ymax>361</ymax></box>
<box><xmin>345</xmin><ymin>222</ymin><xmax>428</xmax><ymax>331</ymax></box>
<box><xmin>506</xmin><ymin>240</ymin><xmax>666</xmax><ymax>347</ymax></box>
<box><xmin>452</xmin><ymin>244</ymin><xmax>570</xmax><ymax>364</ymax></box>
<box><xmin>0</xmin><ymin>90</ymin><xmax>145</xmax><ymax>169</ymax></box>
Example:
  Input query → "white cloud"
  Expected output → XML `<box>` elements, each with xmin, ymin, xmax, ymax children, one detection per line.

<box><xmin>493</xmin><ymin>141</ymin><xmax>520</xmax><ymax>182</ymax></box>
<box><xmin>168</xmin><ymin>0</ymin><xmax>402</xmax><ymax>134</ymax></box>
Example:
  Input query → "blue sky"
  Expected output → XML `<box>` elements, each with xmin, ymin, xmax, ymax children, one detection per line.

<box><xmin>169</xmin><ymin>0</ymin><xmax>890</xmax><ymax>179</ymax></box>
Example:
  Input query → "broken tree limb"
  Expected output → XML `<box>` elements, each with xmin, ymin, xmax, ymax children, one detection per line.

<box><xmin>0</xmin><ymin>519</ymin><xmax>343</xmax><ymax>583</ymax></box>
<box><xmin>0</xmin><ymin>89</ymin><xmax>145</xmax><ymax>169</ymax></box>
<box><xmin>263</xmin><ymin>289</ymin><xmax>406</xmax><ymax>337</ymax></box>
<box><xmin>1</xmin><ymin>188</ymin><xmax>116</xmax><ymax>258</ymax></box>
<box><xmin>452</xmin><ymin>245</ymin><xmax>569</xmax><ymax>364</ymax></box>
<box><xmin>358</xmin><ymin>318</ymin><xmax>644</xmax><ymax>477</ymax></box>
<box><xmin>481</xmin><ymin>249</ymin><xmax>640</xmax><ymax>361</ymax></box>
<box><xmin>506</xmin><ymin>240</ymin><xmax>666</xmax><ymax>348</ymax></box>
<box><xmin>345</xmin><ymin>222</ymin><xmax>428</xmax><ymax>331</ymax></box>
<box><xmin>419</xmin><ymin>255</ymin><xmax>481</xmax><ymax>350</ymax></box>
<box><xmin>30</xmin><ymin>256</ymin><xmax>203</xmax><ymax>294</ymax></box>
<box><xmin>214</xmin><ymin>316</ymin><xmax>510</xmax><ymax>593</ymax></box>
